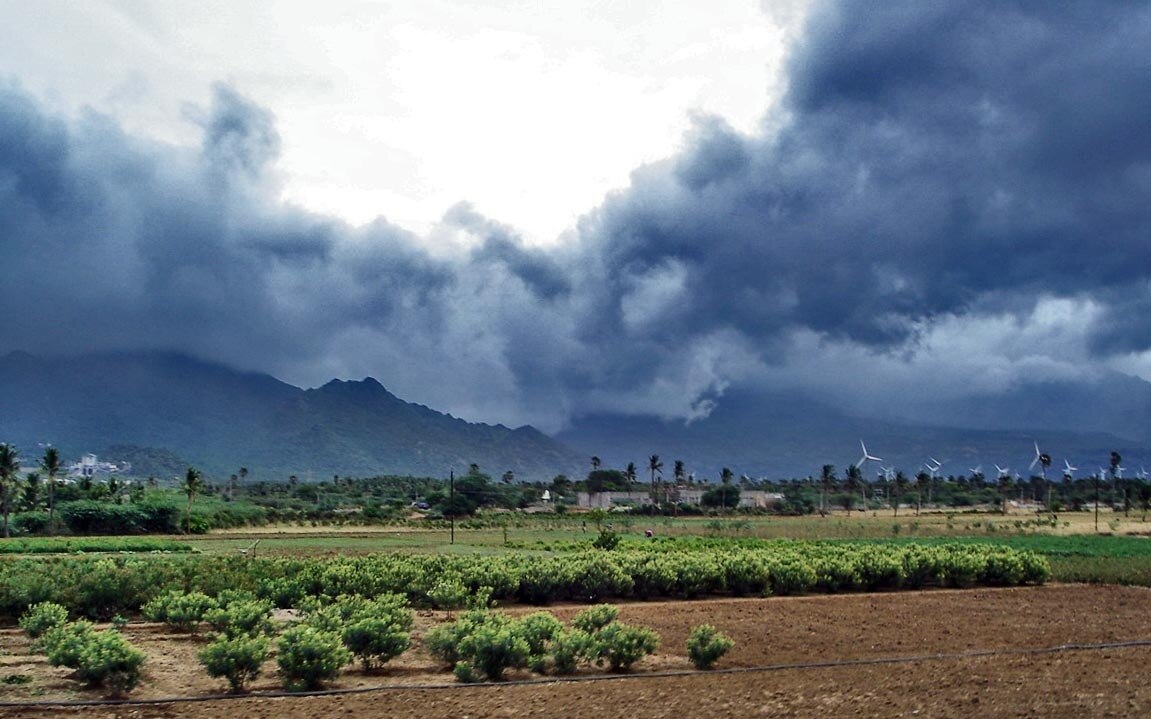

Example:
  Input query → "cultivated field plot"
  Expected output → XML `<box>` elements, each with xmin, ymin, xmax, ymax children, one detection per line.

<box><xmin>2</xmin><ymin>584</ymin><xmax>1149</xmax><ymax>718</ymax></box>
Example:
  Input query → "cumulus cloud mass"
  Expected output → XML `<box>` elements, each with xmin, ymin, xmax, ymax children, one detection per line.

<box><xmin>2</xmin><ymin>0</ymin><xmax>1150</xmax><ymax>431</ymax></box>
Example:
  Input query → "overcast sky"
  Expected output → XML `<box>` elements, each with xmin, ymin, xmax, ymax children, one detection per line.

<box><xmin>2</xmin><ymin>0</ymin><xmax>1150</xmax><ymax>432</ymax></box>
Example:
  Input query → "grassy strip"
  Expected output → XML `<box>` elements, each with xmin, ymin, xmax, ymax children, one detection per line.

<box><xmin>0</xmin><ymin>537</ymin><xmax>193</xmax><ymax>554</ymax></box>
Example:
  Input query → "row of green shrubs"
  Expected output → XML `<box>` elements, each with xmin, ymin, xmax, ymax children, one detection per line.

<box><xmin>425</xmin><ymin>603</ymin><xmax>666</xmax><ymax>681</ymax></box>
<box><xmin>20</xmin><ymin>594</ymin><xmax>730</xmax><ymax>696</ymax></box>
<box><xmin>10</xmin><ymin>499</ymin><xmax>269</xmax><ymax>536</ymax></box>
<box><xmin>19</xmin><ymin>603</ymin><xmax>146</xmax><ymax>697</ymax></box>
<box><xmin>0</xmin><ymin>542</ymin><xmax>1050</xmax><ymax>621</ymax></box>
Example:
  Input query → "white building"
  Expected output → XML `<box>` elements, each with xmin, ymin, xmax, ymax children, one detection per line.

<box><xmin>68</xmin><ymin>453</ymin><xmax>131</xmax><ymax>479</ymax></box>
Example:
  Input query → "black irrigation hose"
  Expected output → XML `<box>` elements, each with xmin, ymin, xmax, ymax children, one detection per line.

<box><xmin>3</xmin><ymin>638</ymin><xmax>1151</xmax><ymax>709</ymax></box>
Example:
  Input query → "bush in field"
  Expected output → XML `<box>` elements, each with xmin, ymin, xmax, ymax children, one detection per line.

<box><xmin>572</xmin><ymin>604</ymin><xmax>619</xmax><ymax>633</ymax></box>
<box><xmin>341</xmin><ymin>617</ymin><xmax>411</xmax><ymax>672</ymax></box>
<box><xmin>199</xmin><ymin>634</ymin><xmax>270</xmax><ymax>693</ymax></box>
<box><xmin>424</xmin><ymin>609</ymin><xmax>498</xmax><ymax>667</ymax></box>
<box><xmin>428</xmin><ymin>577</ymin><xmax>468</xmax><ymax>617</ymax></box>
<box><xmin>258</xmin><ymin>577</ymin><xmax>305</xmax><ymax>609</ymax></box>
<box><xmin>517</xmin><ymin>612</ymin><xmax>563</xmax><ymax>657</ymax></box>
<box><xmin>204</xmin><ymin>599</ymin><xmax>275</xmax><ymax>638</ymax></box>
<box><xmin>591</xmin><ymin>530</ymin><xmax>620</xmax><ymax>551</ymax></box>
<box><xmin>43</xmin><ymin>620</ymin><xmax>97</xmax><ymax>671</ymax></box>
<box><xmin>591</xmin><ymin>621</ymin><xmax>659</xmax><ymax>672</ymax></box>
<box><xmin>141</xmin><ymin>590</ymin><xmax>218</xmax><ymax>633</ymax></box>
<box><xmin>517</xmin><ymin>611</ymin><xmax>563</xmax><ymax>673</ymax></box>
<box><xmin>73</xmin><ymin>629</ymin><xmax>146</xmax><ymax>696</ymax></box>
<box><xmin>456</xmin><ymin>617</ymin><xmax>530</xmax><ymax>681</ymax></box>
<box><xmin>276</xmin><ymin>626</ymin><xmax>351</xmax><ymax>691</ymax></box>
<box><xmin>303</xmin><ymin>593</ymin><xmax>410</xmax><ymax>633</ymax></box>
<box><xmin>19</xmin><ymin>601</ymin><xmax>69</xmax><ymax>639</ymax></box>
<box><xmin>550</xmin><ymin>628</ymin><xmax>596</xmax><ymax>675</ymax></box>
<box><xmin>1020</xmin><ymin>551</ymin><xmax>1052</xmax><ymax>584</ymax></box>
<box><xmin>686</xmin><ymin>624</ymin><xmax>734</xmax><ymax>670</ymax></box>
<box><xmin>452</xmin><ymin>660</ymin><xmax>480</xmax><ymax>683</ymax></box>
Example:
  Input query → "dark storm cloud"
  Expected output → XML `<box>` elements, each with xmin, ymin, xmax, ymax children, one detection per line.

<box><xmin>3</xmin><ymin>0</ymin><xmax>1151</xmax><ymax>428</ymax></box>
<box><xmin>576</xmin><ymin>0</ymin><xmax>1151</xmax><ymax>359</ymax></box>
<box><xmin>198</xmin><ymin>83</ymin><xmax>281</xmax><ymax>179</ymax></box>
<box><xmin>0</xmin><ymin>80</ymin><xmax>455</xmax><ymax>379</ymax></box>
<box><xmin>447</xmin><ymin>203</ymin><xmax>572</xmax><ymax>300</ymax></box>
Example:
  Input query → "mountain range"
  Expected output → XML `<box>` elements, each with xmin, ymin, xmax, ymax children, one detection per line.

<box><xmin>0</xmin><ymin>351</ymin><xmax>583</xmax><ymax>481</ymax></box>
<box><xmin>1</xmin><ymin>350</ymin><xmax>1149</xmax><ymax>482</ymax></box>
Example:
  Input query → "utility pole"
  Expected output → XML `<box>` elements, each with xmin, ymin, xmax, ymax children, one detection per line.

<box><xmin>450</xmin><ymin>470</ymin><xmax>455</xmax><ymax>545</ymax></box>
<box><xmin>1095</xmin><ymin>471</ymin><xmax>1100</xmax><ymax>533</ymax></box>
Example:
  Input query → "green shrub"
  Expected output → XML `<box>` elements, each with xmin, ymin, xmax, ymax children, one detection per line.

<box><xmin>592</xmin><ymin>530</ymin><xmax>621</xmax><ymax>550</ymax></box>
<box><xmin>43</xmin><ymin>620</ymin><xmax>97</xmax><ymax>671</ymax></box>
<box><xmin>142</xmin><ymin>590</ymin><xmax>218</xmax><ymax>633</ymax></box>
<box><xmin>204</xmin><ymin>599</ymin><xmax>274</xmax><ymax>638</ymax></box>
<box><xmin>455</xmin><ymin>618</ymin><xmax>529</xmax><ymax>681</ymax></box>
<box><xmin>199</xmin><ymin>634</ymin><xmax>270</xmax><ymax>693</ymax></box>
<box><xmin>74</xmin><ymin>629</ymin><xmax>146</xmax><ymax>697</ymax></box>
<box><xmin>517</xmin><ymin>612</ymin><xmax>563</xmax><ymax>657</ymax></box>
<box><xmin>428</xmin><ymin>577</ymin><xmax>468</xmax><ymax>615</ymax></box>
<box><xmin>452</xmin><ymin>660</ymin><xmax>480</xmax><ymax>683</ymax></box>
<box><xmin>341</xmin><ymin>617</ymin><xmax>410</xmax><ymax>672</ymax></box>
<box><xmin>572</xmin><ymin>604</ymin><xmax>619</xmax><ymax>633</ymax></box>
<box><xmin>550</xmin><ymin>628</ymin><xmax>595</xmax><ymax>675</ymax></box>
<box><xmin>686</xmin><ymin>624</ymin><xmax>734</xmax><ymax>670</ymax></box>
<box><xmin>276</xmin><ymin>626</ymin><xmax>350</xmax><ymax>691</ymax></box>
<box><xmin>424</xmin><ymin>610</ymin><xmax>498</xmax><ymax>667</ymax></box>
<box><xmin>19</xmin><ymin>601</ymin><xmax>69</xmax><ymax>639</ymax></box>
<box><xmin>591</xmin><ymin>621</ymin><xmax>659</xmax><ymax>672</ymax></box>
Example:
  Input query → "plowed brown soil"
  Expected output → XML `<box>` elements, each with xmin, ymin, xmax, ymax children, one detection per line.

<box><xmin>3</xmin><ymin>584</ymin><xmax>1150</xmax><ymax>717</ymax></box>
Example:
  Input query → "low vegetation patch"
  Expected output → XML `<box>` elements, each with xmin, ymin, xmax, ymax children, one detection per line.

<box><xmin>0</xmin><ymin>536</ymin><xmax>193</xmax><ymax>554</ymax></box>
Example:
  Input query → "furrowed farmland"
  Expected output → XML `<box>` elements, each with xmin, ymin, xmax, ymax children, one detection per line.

<box><xmin>2</xmin><ymin>519</ymin><xmax>1151</xmax><ymax>717</ymax></box>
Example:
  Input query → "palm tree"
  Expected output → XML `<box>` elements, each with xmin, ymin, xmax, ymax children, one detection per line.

<box><xmin>624</xmin><ymin>462</ymin><xmax>637</xmax><ymax>486</ymax></box>
<box><xmin>590</xmin><ymin>456</ymin><xmax>602</xmax><ymax>472</ymax></box>
<box><xmin>819</xmin><ymin>464</ymin><xmax>836</xmax><ymax>517</ymax></box>
<box><xmin>648</xmin><ymin>454</ymin><xmax>664</xmax><ymax>506</ymax></box>
<box><xmin>720</xmin><ymin>467</ymin><xmax>734</xmax><ymax>511</ymax></box>
<box><xmin>673</xmin><ymin>460</ymin><xmax>686</xmax><ymax>486</ymax></box>
<box><xmin>893</xmin><ymin>470</ymin><xmax>908</xmax><ymax>517</ymax></box>
<box><xmin>21</xmin><ymin>471</ymin><xmax>42</xmax><ymax>511</ymax></box>
<box><xmin>844</xmin><ymin>464</ymin><xmax>862</xmax><ymax>512</ymax></box>
<box><xmin>40</xmin><ymin>446</ymin><xmax>61</xmax><ymax>536</ymax></box>
<box><xmin>181</xmin><ymin>467</ymin><xmax>204</xmax><ymax>534</ymax></box>
<box><xmin>915</xmin><ymin>471</ymin><xmax>930</xmax><ymax>515</ymax></box>
<box><xmin>0</xmin><ymin>443</ymin><xmax>20</xmax><ymax>538</ymax></box>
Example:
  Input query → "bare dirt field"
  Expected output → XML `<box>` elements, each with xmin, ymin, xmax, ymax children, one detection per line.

<box><xmin>3</xmin><ymin>584</ymin><xmax>1150</xmax><ymax>718</ymax></box>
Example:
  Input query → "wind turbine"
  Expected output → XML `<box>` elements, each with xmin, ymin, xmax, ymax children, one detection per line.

<box><xmin>994</xmin><ymin>464</ymin><xmax>1010</xmax><ymax>479</ymax></box>
<box><xmin>857</xmin><ymin>440</ymin><xmax>883</xmax><ymax>470</ymax></box>
<box><xmin>969</xmin><ymin>465</ymin><xmax>983</xmax><ymax>478</ymax></box>
<box><xmin>924</xmin><ymin>457</ymin><xmax>943</xmax><ymax>479</ymax></box>
<box><xmin>1063</xmin><ymin>459</ymin><xmax>1077</xmax><ymax>479</ymax></box>
<box><xmin>1029</xmin><ymin>441</ymin><xmax>1052</xmax><ymax>479</ymax></box>
<box><xmin>1139</xmin><ymin>467</ymin><xmax>1149</xmax><ymax>481</ymax></box>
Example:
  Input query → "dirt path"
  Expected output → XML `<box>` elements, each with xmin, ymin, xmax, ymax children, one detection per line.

<box><xmin>3</xmin><ymin>584</ymin><xmax>1150</xmax><ymax>717</ymax></box>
